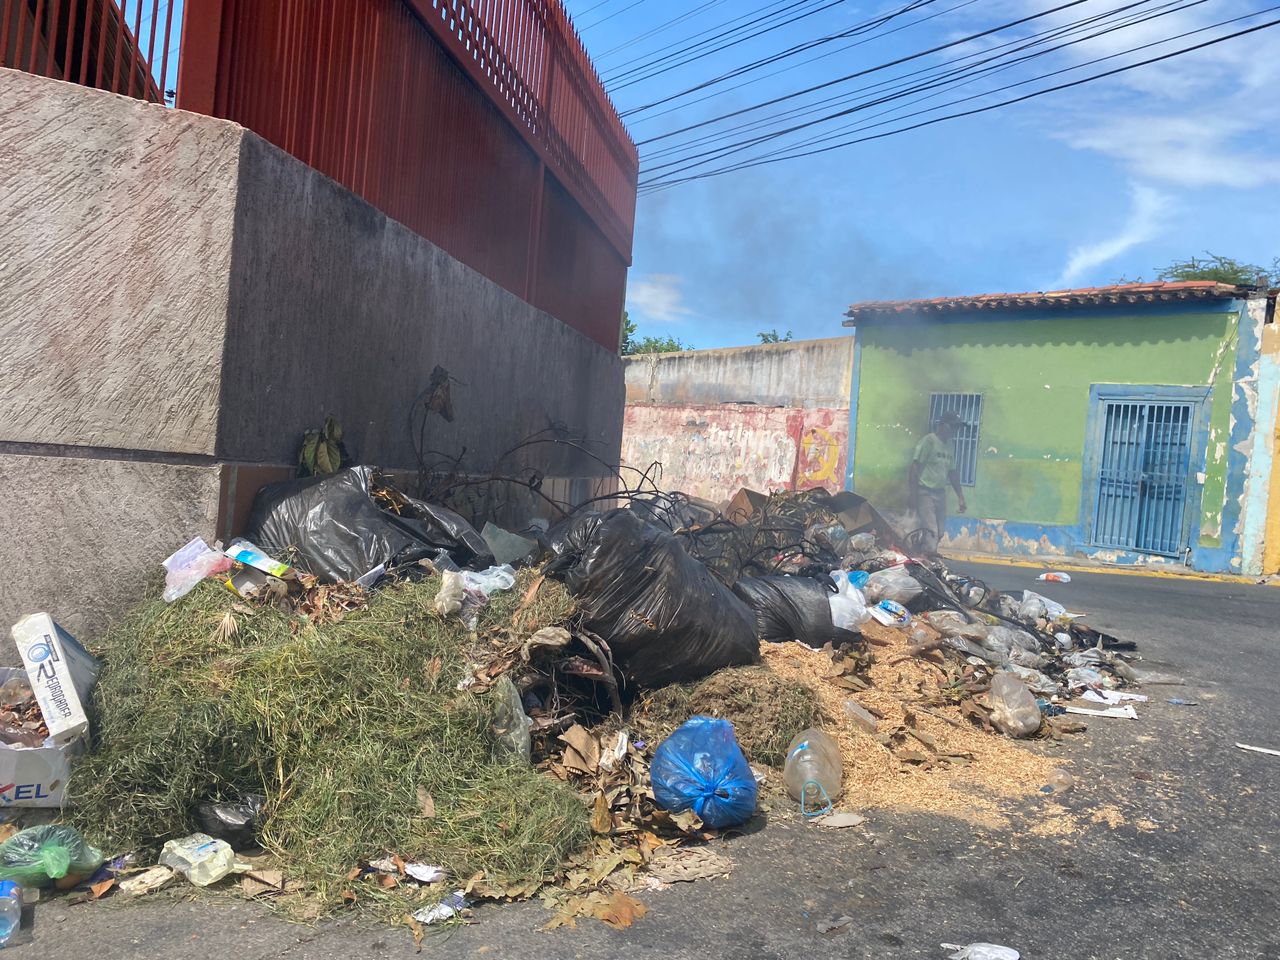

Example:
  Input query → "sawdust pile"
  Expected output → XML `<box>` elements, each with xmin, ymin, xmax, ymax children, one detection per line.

<box><xmin>760</xmin><ymin>621</ymin><xmax>1065</xmax><ymax>825</ymax></box>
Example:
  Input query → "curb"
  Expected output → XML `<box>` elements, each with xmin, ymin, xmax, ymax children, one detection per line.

<box><xmin>939</xmin><ymin>550</ymin><xmax>1269</xmax><ymax>586</ymax></box>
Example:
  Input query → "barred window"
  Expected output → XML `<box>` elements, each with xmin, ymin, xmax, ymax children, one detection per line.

<box><xmin>929</xmin><ymin>393</ymin><xmax>983</xmax><ymax>487</ymax></box>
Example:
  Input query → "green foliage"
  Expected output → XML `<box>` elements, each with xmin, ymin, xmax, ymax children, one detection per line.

<box><xmin>1120</xmin><ymin>253</ymin><xmax>1280</xmax><ymax>287</ymax></box>
<box><xmin>68</xmin><ymin>573</ymin><xmax>588</xmax><ymax>919</ymax></box>
<box><xmin>297</xmin><ymin>416</ymin><xmax>347</xmax><ymax>478</ymax></box>
<box><xmin>757</xmin><ymin>329</ymin><xmax>793</xmax><ymax>343</ymax></box>
<box><xmin>620</xmin><ymin>309</ymin><xmax>691</xmax><ymax>355</ymax></box>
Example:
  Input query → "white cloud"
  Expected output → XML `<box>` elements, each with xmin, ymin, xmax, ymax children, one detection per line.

<box><xmin>1053</xmin><ymin>183</ymin><xmax>1171</xmax><ymax>288</ymax></box>
<box><xmin>626</xmin><ymin>273</ymin><xmax>692</xmax><ymax>323</ymax></box>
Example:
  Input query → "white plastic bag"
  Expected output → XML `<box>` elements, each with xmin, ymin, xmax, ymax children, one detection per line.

<box><xmin>863</xmin><ymin>567</ymin><xmax>924</xmax><ymax>606</ymax></box>
<box><xmin>461</xmin><ymin>564</ymin><xmax>517</xmax><ymax>596</ymax></box>
<box><xmin>827</xmin><ymin>571</ymin><xmax>870</xmax><ymax>630</ymax></box>
<box><xmin>1020</xmin><ymin>589</ymin><xmax>1067</xmax><ymax>623</ymax></box>
<box><xmin>988</xmin><ymin>673</ymin><xmax>1041</xmax><ymax>738</ymax></box>
<box><xmin>162</xmin><ymin>537</ymin><xmax>231</xmax><ymax>602</ymax></box>
<box><xmin>941</xmin><ymin>944</ymin><xmax>1020</xmax><ymax>960</ymax></box>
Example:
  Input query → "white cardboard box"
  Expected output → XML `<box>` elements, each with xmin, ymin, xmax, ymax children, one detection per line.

<box><xmin>0</xmin><ymin>668</ymin><xmax>83</xmax><ymax>807</ymax></box>
<box><xmin>10</xmin><ymin>613</ymin><xmax>100</xmax><ymax>745</ymax></box>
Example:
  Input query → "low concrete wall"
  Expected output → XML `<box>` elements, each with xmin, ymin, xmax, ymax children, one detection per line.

<box><xmin>0</xmin><ymin>68</ymin><xmax>624</xmax><ymax>643</ymax></box>
<box><xmin>620</xmin><ymin>338</ymin><xmax>854</xmax><ymax>499</ymax></box>
<box><xmin>624</xmin><ymin>337</ymin><xmax>854</xmax><ymax>408</ymax></box>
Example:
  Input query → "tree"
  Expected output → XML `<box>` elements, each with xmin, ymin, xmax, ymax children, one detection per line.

<box><xmin>1121</xmin><ymin>253</ymin><xmax>1280</xmax><ymax>287</ymax></box>
<box><xmin>620</xmin><ymin>310</ymin><xmax>691</xmax><ymax>355</ymax></box>
<box><xmin>757</xmin><ymin>328</ymin><xmax>793</xmax><ymax>343</ymax></box>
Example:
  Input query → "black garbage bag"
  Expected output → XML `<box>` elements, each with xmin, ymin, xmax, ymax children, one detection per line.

<box><xmin>545</xmin><ymin>509</ymin><xmax>759</xmax><ymax>689</ymax></box>
<box><xmin>547</xmin><ymin>511</ymin><xmax>604</xmax><ymax>559</ymax></box>
<box><xmin>194</xmin><ymin>794</ymin><xmax>265</xmax><ymax>851</ymax></box>
<box><xmin>244</xmin><ymin>466</ymin><xmax>494</xmax><ymax>582</ymax></box>
<box><xmin>731</xmin><ymin>575</ymin><xmax>835</xmax><ymax>646</ymax></box>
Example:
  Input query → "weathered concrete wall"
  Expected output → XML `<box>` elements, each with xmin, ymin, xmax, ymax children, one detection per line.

<box><xmin>0</xmin><ymin>69</ymin><xmax>624</xmax><ymax>641</ymax></box>
<box><xmin>0</xmin><ymin>68</ymin><xmax>238</xmax><ymax>455</ymax></box>
<box><xmin>624</xmin><ymin>337</ymin><xmax>854</xmax><ymax>408</ymax></box>
<box><xmin>219</xmin><ymin>133</ymin><xmax>623</xmax><ymax>476</ymax></box>
<box><xmin>0</xmin><ymin>455</ymin><xmax>221</xmax><ymax>657</ymax></box>
<box><xmin>620</xmin><ymin>338</ymin><xmax>854</xmax><ymax>498</ymax></box>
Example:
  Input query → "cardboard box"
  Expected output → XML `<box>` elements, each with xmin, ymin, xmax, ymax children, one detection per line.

<box><xmin>0</xmin><ymin>668</ymin><xmax>83</xmax><ymax>808</ymax></box>
<box><xmin>10</xmin><ymin>613</ymin><xmax>100</xmax><ymax>745</ymax></box>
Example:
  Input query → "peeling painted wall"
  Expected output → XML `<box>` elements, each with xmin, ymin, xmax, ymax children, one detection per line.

<box><xmin>620</xmin><ymin>338</ymin><xmax>855</xmax><ymax>499</ymax></box>
<box><xmin>622</xmin><ymin>404</ymin><xmax>848</xmax><ymax>500</ymax></box>
<box><xmin>850</xmin><ymin>298</ymin><xmax>1271</xmax><ymax>574</ymax></box>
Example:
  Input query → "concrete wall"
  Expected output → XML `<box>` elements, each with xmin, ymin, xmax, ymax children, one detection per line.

<box><xmin>0</xmin><ymin>68</ymin><xmax>624</xmax><ymax>643</ymax></box>
<box><xmin>849</xmin><ymin>298</ymin><xmax>1270</xmax><ymax>573</ymax></box>
<box><xmin>620</xmin><ymin>338</ymin><xmax>854</xmax><ymax>499</ymax></box>
<box><xmin>624</xmin><ymin>337</ymin><xmax>854</xmax><ymax>408</ymax></box>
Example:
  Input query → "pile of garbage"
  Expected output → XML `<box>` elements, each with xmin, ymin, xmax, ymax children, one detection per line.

<box><xmin>0</xmin><ymin>467</ymin><xmax>1157</xmax><ymax>941</ymax></box>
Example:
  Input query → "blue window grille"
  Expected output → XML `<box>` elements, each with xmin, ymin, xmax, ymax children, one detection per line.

<box><xmin>929</xmin><ymin>393</ymin><xmax>983</xmax><ymax>487</ymax></box>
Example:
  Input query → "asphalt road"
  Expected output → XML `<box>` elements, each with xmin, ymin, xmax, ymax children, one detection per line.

<box><xmin>13</xmin><ymin>562</ymin><xmax>1280</xmax><ymax>960</ymax></box>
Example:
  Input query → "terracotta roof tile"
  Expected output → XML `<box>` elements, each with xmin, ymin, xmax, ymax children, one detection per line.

<box><xmin>844</xmin><ymin>281</ymin><xmax>1257</xmax><ymax>321</ymax></box>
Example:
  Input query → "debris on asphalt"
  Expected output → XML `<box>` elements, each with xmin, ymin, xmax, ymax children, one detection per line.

<box><xmin>783</xmin><ymin>728</ymin><xmax>843</xmax><ymax>816</ymax></box>
<box><xmin>412</xmin><ymin>890</ymin><xmax>469</xmax><ymax>925</ymax></box>
<box><xmin>1036</xmin><ymin>572</ymin><xmax>1072</xmax><ymax>582</ymax></box>
<box><xmin>650</xmin><ymin>717</ymin><xmax>757</xmax><ymax>829</ymax></box>
<box><xmin>812</xmin><ymin>811</ymin><xmax>866</xmax><ymax>829</ymax></box>
<box><xmin>194</xmin><ymin>794</ymin><xmax>264</xmax><ymax>851</ymax></box>
<box><xmin>645</xmin><ymin>846</ymin><xmax>732</xmax><ymax>883</ymax></box>
<box><xmin>1063</xmin><ymin>704</ymin><xmax>1139</xmax><ymax>720</ymax></box>
<box><xmin>1166</xmin><ymin>698</ymin><xmax>1199</xmax><ymax>706</ymax></box>
<box><xmin>117</xmin><ymin>866</ymin><xmax>175</xmax><ymax>897</ymax></box>
<box><xmin>0</xmin><ymin>825</ymin><xmax>103</xmax><ymax>887</ymax></box>
<box><xmin>941</xmin><ymin>944</ymin><xmax>1021</xmax><ymax>960</ymax></box>
<box><xmin>1235</xmin><ymin>742</ymin><xmax>1280</xmax><ymax>758</ymax></box>
<box><xmin>158</xmin><ymin>833</ymin><xmax>237</xmax><ymax>887</ymax></box>
<box><xmin>817</xmin><ymin>915</ymin><xmax>854</xmax><ymax>934</ymax></box>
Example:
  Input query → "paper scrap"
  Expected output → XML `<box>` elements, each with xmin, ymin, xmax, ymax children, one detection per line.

<box><xmin>1063</xmin><ymin>704</ymin><xmax>1138</xmax><ymax>720</ymax></box>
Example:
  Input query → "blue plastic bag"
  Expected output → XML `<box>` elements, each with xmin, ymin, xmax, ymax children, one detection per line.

<box><xmin>650</xmin><ymin>716</ymin><xmax>758</xmax><ymax>829</ymax></box>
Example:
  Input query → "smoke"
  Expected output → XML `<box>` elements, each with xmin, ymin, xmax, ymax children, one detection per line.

<box><xmin>632</xmin><ymin>159</ymin><xmax>939</xmax><ymax>345</ymax></box>
<box><xmin>1052</xmin><ymin>183</ymin><xmax>1172</xmax><ymax>289</ymax></box>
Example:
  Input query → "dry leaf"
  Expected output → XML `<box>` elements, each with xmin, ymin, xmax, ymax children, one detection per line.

<box><xmin>593</xmin><ymin>892</ymin><xmax>647</xmax><ymax>929</ymax></box>
<box><xmin>425</xmin><ymin>658</ymin><xmax>442</xmax><ymax>684</ymax></box>
<box><xmin>381</xmin><ymin>874</ymin><xmax>399</xmax><ymax>889</ymax></box>
<box><xmin>346</xmin><ymin>866</ymin><xmax>363</xmax><ymax>881</ymax></box>
<box><xmin>88</xmin><ymin>878</ymin><xmax>115</xmax><ymax>900</ymax></box>
<box><xmin>559</xmin><ymin>724</ymin><xmax>601</xmax><ymax>776</ymax></box>
<box><xmin>647</xmin><ymin>846</ymin><xmax>732</xmax><ymax>883</ymax></box>
<box><xmin>404</xmin><ymin>915</ymin><xmax>425</xmax><ymax>952</ymax></box>
<box><xmin>415</xmin><ymin>785</ymin><xmax>437</xmax><ymax>819</ymax></box>
<box><xmin>591</xmin><ymin>792</ymin><xmax>613</xmax><ymax>835</ymax></box>
<box><xmin>340</xmin><ymin>889</ymin><xmax>357</xmax><ymax>905</ymax></box>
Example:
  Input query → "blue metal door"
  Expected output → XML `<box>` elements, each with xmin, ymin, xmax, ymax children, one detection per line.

<box><xmin>1092</xmin><ymin>400</ymin><xmax>1194</xmax><ymax>556</ymax></box>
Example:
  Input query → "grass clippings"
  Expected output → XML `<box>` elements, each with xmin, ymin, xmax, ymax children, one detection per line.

<box><xmin>630</xmin><ymin>665</ymin><xmax>820</xmax><ymax>766</ymax></box>
<box><xmin>67</xmin><ymin>571</ymin><xmax>589</xmax><ymax>920</ymax></box>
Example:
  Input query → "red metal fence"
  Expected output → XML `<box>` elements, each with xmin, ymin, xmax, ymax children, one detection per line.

<box><xmin>2</xmin><ymin>0</ymin><xmax>638</xmax><ymax>351</ymax></box>
<box><xmin>1</xmin><ymin>0</ymin><xmax>176</xmax><ymax>101</ymax></box>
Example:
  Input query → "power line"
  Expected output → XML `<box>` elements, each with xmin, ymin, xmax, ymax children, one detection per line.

<box><xmin>578</xmin><ymin>0</ymin><xmax>647</xmax><ymax>32</ymax></box>
<box><xmin>640</xmin><ymin>11</ymin><xmax>1280</xmax><ymax>191</ymax></box>
<box><xmin>642</xmin><ymin>0</ymin><xmax>1207</xmax><ymax>177</ymax></box>
<box><xmin>574</xmin><ymin>0</ymin><xmax>626</xmax><ymax>19</ymax></box>
<box><xmin>641</xmin><ymin>0</ymin><xmax>1184</xmax><ymax>164</ymax></box>
<box><xmin>627</xmin><ymin>0</ymin><xmax>981</xmax><ymax>127</ymax></box>
<box><xmin>648</xmin><ymin>0</ymin><xmax>1203</xmax><ymax>173</ymax></box>
<box><xmin>605</xmin><ymin>0</ymin><xmax>845</xmax><ymax>88</ymax></box>
<box><xmin>595</xmin><ymin>0</ymin><xmax>731</xmax><ymax>60</ymax></box>
<box><xmin>633</xmin><ymin>0</ymin><xmax>1096</xmax><ymax>139</ymax></box>
<box><xmin>622</xmin><ymin>0</ymin><xmax>944</xmax><ymax>115</ymax></box>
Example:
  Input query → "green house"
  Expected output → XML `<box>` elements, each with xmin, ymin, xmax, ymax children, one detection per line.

<box><xmin>843</xmin><ymin>282</ymin><xmax>1279</xmax><ymax>575</ymax></box>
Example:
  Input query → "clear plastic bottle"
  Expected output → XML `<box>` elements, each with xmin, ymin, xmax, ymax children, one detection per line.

<box><xmin>782</xmin><ymin>729</ymin><xmax>843</xmax><ymax>816</ymax></box>
<box><xmin>0</xmin><ymin>880</ymin><xmax>21</xmax><ymax>947</ymax></box>
<box><xmin>159</xmin><ymin>834</ymin><xmax>236</xmax><ymax>887</ymax></box>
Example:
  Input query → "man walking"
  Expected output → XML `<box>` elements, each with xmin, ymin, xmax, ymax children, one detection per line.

<box><xmin>908</xmin><ymin>410</ymin><xmax>968</xmax><ymax>554</ymax></box>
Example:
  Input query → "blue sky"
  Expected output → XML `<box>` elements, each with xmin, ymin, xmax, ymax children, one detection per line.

<box><xmin>563</xmin><ymin>0</ymin><xmax>1280</xmax><ymax>348</ymax></box>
